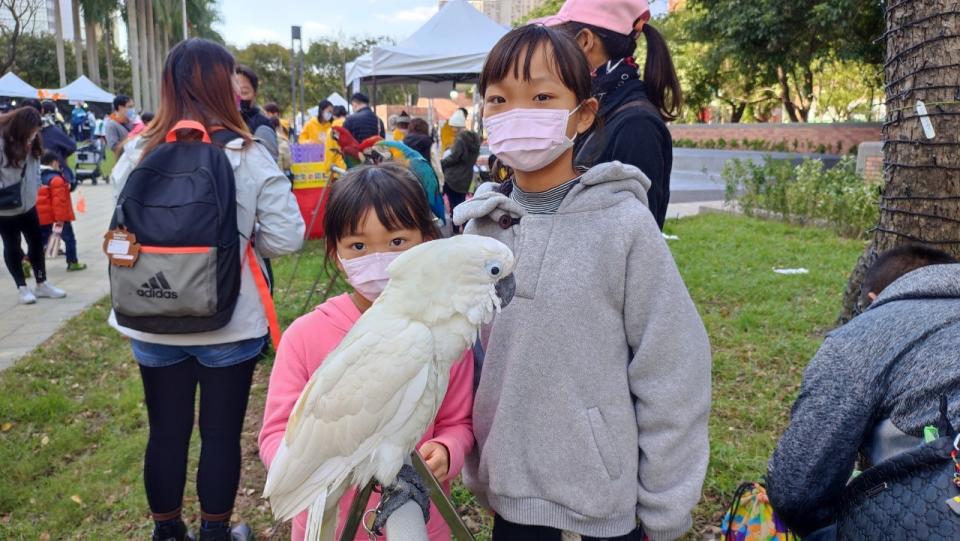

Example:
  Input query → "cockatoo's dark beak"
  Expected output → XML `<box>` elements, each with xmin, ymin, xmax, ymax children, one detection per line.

<box><xmin>495</xmin><ymin>274</ymin><xmax>516</xmax><ymax>308</ymax></box>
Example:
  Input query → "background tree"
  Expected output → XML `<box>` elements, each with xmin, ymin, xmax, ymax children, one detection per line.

<box><xmin>71</xmin><ymin>0</ymin><xmax>83</xmax><ymax>76</ymax></box>
<box><xmin>688</xmin><ymin>0</ymin><xmax>883</xmax><ymax>122</ymax></box>
<box><xmin>80</xmin><ymin>0</ymin><xmax>102</xmax><ymax>84</ymax></box>
<box><xmin>0</xmin><ymin>0</ymin><xmax>43</xmax><ymax>73</ymax></box>
<box><xmin>124</xmin><ymin>0</ymin><xmax>140</xmax><ymax>105</ymax></box>
<box><xmin>840</xmin><ymin>1</ymin><xmax>960</xmax><ymax>319</ymax></box>
<box><xmin>52</xmin><ymin>0</ymin><xmax>67</xmax><ymax>86</ymax></box>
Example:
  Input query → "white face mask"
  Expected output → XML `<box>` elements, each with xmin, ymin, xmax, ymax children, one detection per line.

<box><xmin>484</xmin><ymin>105</ymin><xmax>581</xmax><ymax>172</ymax></box>
<box><xmin>322</xmin><ymin>111</ymin><xmax>333</xmax><ymax>121</ymax></box>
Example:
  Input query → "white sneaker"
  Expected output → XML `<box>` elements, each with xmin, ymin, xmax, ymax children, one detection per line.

<box><xmin>18</xmin><ymin>286</ymin><xmax>36</xmax><ymax>304</ymax></box>
<box><xmin>34</xmin><ymin>282</ymin><xmax>66</xmax><ymax>299</ymax></box>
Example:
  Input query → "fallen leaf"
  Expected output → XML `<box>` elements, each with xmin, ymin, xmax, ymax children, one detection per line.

<box><xmin>41</xmin><ymin>435</ymin><xmax>49</xmax><ymax>446</ymax></box>
<box><xmin>70</xmin><ymin>495</ymin><xmax>83</xmax><ymax>505</ymax></box>
<box><xmin>1</xmin><ymin>422</ymin><xmax>12</xmax><ymax>432</ymax></box>
<box><xmin>244</xmin><ymin>488</ymin><xmax>254</xmax><ymax>496</ymax></box>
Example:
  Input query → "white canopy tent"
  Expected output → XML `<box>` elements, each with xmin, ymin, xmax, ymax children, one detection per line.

<box><xmin>0</xmin><ymin>72</ymin><xmax>39</xmax><ymax>99</ymax></box>
<box><xmin>50</xmin><ymin>75</ymin><xmax>115</xmax><ymax>103</ymax></box>
<box><xmin>345</xmin><ymin>0</ymin><xmax>508</xmax><ymax>86</ymax></box>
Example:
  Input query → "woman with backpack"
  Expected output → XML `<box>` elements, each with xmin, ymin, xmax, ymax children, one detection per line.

<box><xmin>0</xmin><ymin>106</ymin><xmax>68</xmax><ymax>304</ymax></box>
<box><xmin>535</xmin><ymin>0</ymin><xmax>682</xmax><ymax>229</ymax></box>
<box><xmin>108</xmin><ymin>38</ymin><xmax>305</xmax><ymax>541</ymax></box>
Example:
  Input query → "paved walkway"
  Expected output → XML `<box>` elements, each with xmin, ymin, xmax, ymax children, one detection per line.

<box><xmin>0</xmin><ymin>182</ymin><xmax>114</xmax><ymax>371</ymax></box>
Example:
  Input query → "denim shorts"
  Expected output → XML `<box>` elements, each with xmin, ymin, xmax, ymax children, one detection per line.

<box><xmin>131</xmin><ymin>335</ymin><xmax>266</xmax><ymax>368</ymax></box>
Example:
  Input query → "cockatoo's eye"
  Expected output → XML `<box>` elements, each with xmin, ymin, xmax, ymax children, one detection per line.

<box><xmin>485</xmin><ymin>261</ymin><xmax>502</xmax><ymax>277</ymax></box>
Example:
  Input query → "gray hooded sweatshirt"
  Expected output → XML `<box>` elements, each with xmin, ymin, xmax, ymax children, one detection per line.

<box><xmin>453</xmin><ymin>162</ymin><xmax>712</xmax><ymax>541</ymax></box>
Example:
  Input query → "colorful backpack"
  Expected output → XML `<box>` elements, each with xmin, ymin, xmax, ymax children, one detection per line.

<box><xmin>721</xmin><ymin>482</ymin><xmax>796</xmax><ymax>541</ymax></box>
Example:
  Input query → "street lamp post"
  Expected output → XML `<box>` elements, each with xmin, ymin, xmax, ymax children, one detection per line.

<box><xmin>182</xmin><ymin>0</ymin><xmax>188</xmax><ymax>40</ymax></box>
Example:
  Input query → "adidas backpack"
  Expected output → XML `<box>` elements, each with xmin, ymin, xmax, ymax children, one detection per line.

<box><xmin>109</xmin><ymin>121</ymin><xmax>242</xmax><ymax>334</ymax></box>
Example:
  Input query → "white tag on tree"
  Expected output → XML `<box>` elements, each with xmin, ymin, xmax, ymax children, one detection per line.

<box><xmin>916</xmin><ymin>100</ymin><xmax>936</xmax><ymax>139</ymax></box>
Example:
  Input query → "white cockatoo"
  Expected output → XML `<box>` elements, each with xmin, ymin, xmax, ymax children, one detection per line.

<box><xmin>263</xmin><ymin>234</ymin><xmax>516</xmax><ymax>541</ymax></box>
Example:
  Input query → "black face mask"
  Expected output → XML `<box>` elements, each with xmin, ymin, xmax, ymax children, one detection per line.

<box><xmin>240</xmin><ymin>100</ymin><xmax>253</xmax><ymax>112</ymax></box>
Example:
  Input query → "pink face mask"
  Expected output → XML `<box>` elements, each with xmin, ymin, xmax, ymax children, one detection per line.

<box><xmin>338</xmin><ymin>251</ymin><xmax>402</xmax><ymax>301</ymax></box>
<box><xmin>484</xmin><ymin>106</ymin><xmax>580</xmax><ymax>172</ymax></box>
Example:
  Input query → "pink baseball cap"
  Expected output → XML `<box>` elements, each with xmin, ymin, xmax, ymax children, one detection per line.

<box><xmin>531</xmin><ymin>0</ymin><xmax>651</xmax><ymax>36</ymax></box>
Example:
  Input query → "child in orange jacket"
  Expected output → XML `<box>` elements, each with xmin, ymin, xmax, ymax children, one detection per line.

<box><xmin>38</xmin><ymin>151</ymin><xmax>85</xmax><ymax>271</ymax></box>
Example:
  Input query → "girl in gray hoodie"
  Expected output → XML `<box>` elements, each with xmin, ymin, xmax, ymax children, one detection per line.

<box><xmin>453</xmin><ymin>25</ymin><xmax>712</xmax><ymax>541</ymax></box>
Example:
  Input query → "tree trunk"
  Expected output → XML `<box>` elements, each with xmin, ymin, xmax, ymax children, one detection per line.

<box><xmin>104</xmin><ymin>21</ymin><xmax>115</xmax><ymax>92</ymax></box>
<box><xmin>776</xmin><ymin>65</ymin><xmax>800</xmax><ymax>122</ymax></box>
<box><xmin>72</xmin><ymin>0</ymin><xmax>84</xmax><ymax>76</ymax></box>
<box><xmin>731</xmin><ymin>102</ymin><xmax>747</xmax><ymax>123</ymax></box>
<box><xmin>839</xmin><ymin>0</ymin><xmax>960</xmax><ymax>321</ymax></box>
<box><xmin>146</xmin><ymin>0</ymin><xmax>158</xmax><ymax>111</ymax></box>
<box><xmin>84</xmin><ymin>14</ymin><xmax>100</xmax><ymax>84</ymax></box>
<box><xmin>53</xmin><ymin>0</ymin><xmax>67</xmax><ymax>86</ymax></box>
<box><xmin>127</xmin><ymin>0</ymin><xmax>142</xmax><ymax>110</ymax></box>
<box><xmin>163</xmin><ymin>24</ymin><xmax>170</xmax><ymax>60</ymax></box>
<box><xmin>138</xmin><ymin>0</ymin><xmax>151</xmax><ymax>109</ymax></box>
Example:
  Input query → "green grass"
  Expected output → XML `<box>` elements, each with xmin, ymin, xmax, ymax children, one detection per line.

<box><xmin>0</xmin><ymin>214</ymin><xmax>864</xmax><ymax>539</ymax></box>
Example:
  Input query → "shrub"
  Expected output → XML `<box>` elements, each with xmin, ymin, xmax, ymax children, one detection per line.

<box><xmin>723</xmin><ymin>155</ymin><xmax>881</xmax><ymax>238</ymax></box>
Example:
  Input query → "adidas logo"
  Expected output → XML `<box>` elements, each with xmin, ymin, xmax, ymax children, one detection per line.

<box><xmin>136</xmin><ymin>272</ymin><xmax>179</xmax><ymax>299</ymax></box>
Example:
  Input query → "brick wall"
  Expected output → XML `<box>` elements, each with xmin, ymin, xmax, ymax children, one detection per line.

<box><xmin>669</xmin><ymin>123</ymin><xmax>882</xmax><ymax>155</ymax></box>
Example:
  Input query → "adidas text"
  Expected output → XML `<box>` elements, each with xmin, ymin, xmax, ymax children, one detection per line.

<box><xmin>136</xmin><ymin>288</ymin><xmax>179</xmax><ymax>299</ymax></box>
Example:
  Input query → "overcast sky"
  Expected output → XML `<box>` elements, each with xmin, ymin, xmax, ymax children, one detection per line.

<box><xmin>215</xmin><ymin>0</ymin><xmax>669</xmax><ymax>47</ymax></box>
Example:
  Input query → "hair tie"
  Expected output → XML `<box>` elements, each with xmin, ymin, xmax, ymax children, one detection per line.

<box><xmin>634</xmin><ymin>11</ymin><xmax>651</xmax><ymax>34</ymax></box>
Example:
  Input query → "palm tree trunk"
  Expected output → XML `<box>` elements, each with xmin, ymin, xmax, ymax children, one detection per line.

<box><xmin>146</xmin><ymin>0</ymin><xmax>158</xmax><ymax>111</ymax></box>
<box><xmin>138</xmin><ymin>0</ymin><xmax>151</xmax><ymax>109</ymax></box>
<box><xmin>839</xmin><ymin>0</ymin><xmax>960</xmax><ymax>320</ymax></box>
<box><xmin>127</xmin><ymin>0</ymin><xmax>142</xmax><ymax>110</ymax></box>
<box><xmin>162</xmin><ymin>24</ymin><xmax>170</xmax><ymax>60</ymax></box>
<box><xmin>72</xmin><ymin>0</ymin><xmax>84</xmax><ymax>76</ymax></box>
<box><xmin>84</xmin><ymin>15</ymin><xmax>100</xmax><ymax>84</ymax></box>
<box><xmin>104</xmin><ymin>21</ymin><xmax>115</xmax><ymax>92</ymax></box>
<box><xmin>53</xmin><ymin>0</ymin><xmax>67</xmax><ymax>86</ymax></box>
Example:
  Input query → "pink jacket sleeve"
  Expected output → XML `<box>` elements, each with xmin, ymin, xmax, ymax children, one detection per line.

<box><xmin>422</xmin><ymin>350</ymin><xmax>475</xmax><ymax>480</ymax></box>
<box><xmin>259</xmin><ymin>329</ymin><xmax>313</xmax><ymax>468</ymax></box>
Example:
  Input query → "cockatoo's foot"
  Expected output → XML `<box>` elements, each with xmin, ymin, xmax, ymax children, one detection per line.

<box><xmin>369</xmin><ymin>464</ymin><xmax>431</xmax><ymax>537</ymax></box>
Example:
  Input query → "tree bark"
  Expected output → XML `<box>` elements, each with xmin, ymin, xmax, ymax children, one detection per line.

<box><xmin>146</xmin><ymin>0</ymin><xmax>158</xmax><ymax>111</ymax></box>
<box><xmin>72</xmin><ymin>0</ymin><xmax>84</xmax><ymax>76</ymax></box>
<box><xmin>83</xmin><ymin>11</ymin><xmax>100</xmax><ymax>84</ymax></box>
<box><xmin>731</xmin><ymin>102</ymin><xmax>747</xmax><ymax>123</ymax></box>
<box><xmin>776</xmin><ymin>65</ymin><xmax>801</xmax><ymax>122</ymax></box>
<box><xmin>53</xmin><ymin>0</ymin><xmax>67</xmax><ymax>86</ymax></box>
<box><xmin>127</xmin><ymin>0</ymin><xmax>141</xmax><ymax>110</ymax></box>
<box><xmin>138</xmin><ymin>0</ymin><xmax>151</xmax><ymax>110</ymax></box>
<box><xmin>104</xmin><ymin>21</ymin><xmax>115</xmax><ymax>92</ymax></box>
<box><xmin>839</xmin><ymin>0</ymin><xmax>960</xmax><ymax>321</ymax></box>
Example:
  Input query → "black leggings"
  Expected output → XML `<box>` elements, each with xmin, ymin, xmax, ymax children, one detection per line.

<box><xmin>493</xmin><ymin>515</ymin><xmax>646</xmax><ymax>541</ymax></box>
<box><xmin>0</xmin><ymin>207</ymin><xmax>46</xmax><ymax>287</ymax></box>
<box><xmin>139</xmin><ymin>356</ymin><xmax>259</xmax><ymax>517</ymax></box>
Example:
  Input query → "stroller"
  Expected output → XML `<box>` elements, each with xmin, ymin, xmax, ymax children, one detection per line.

<box><xmin>74</xmin><ymin>139</ymin><xmax>105</xmax><ymax>185</ymax></box>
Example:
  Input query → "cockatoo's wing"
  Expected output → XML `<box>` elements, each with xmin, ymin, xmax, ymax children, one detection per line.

<box><xmin>263</xmin><ymin>312</ymin><xmax>435</xmax><ymax>520</ymax></box>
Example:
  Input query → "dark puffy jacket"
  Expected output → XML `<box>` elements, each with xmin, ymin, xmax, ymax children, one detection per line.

<box><xmin>41</xmin><ymin>124</ymin><xmax>77</xmax><ymax>166</ymax></box>
<box><xmin>343</xmin><ymin>107</ymin><xmax>385</xmax><ymax>142</ymax></box>
<box><xmin>403</xmin><ymin>133</ymin><xmax>433</xmax><ymax>163</ymax></box>
<box><xmin>575</xmin><ymin>80</ymin><xmax>672</xmax><ymax>229</ymax></box>
<box><xmin>441</xmin><ymin>130</ymin><xmax>481</xmax><ymax>194</ymax></box>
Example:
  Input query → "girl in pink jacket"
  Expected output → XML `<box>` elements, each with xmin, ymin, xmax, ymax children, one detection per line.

<box><xmin>259</xmin><ymin>163</ymin><xmax>474</xmax><ymax>541</ymax></box>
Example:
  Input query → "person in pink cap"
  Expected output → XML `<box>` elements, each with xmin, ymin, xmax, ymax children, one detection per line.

<box><xmin>533</xmin><ymin>0</ymin><xmax>681</xmax><ymax>230</ymax></box>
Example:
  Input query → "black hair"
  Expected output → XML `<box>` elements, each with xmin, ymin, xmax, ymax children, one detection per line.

<box><xmin>351</xmin><ymin>92</ymin><xmax>370</xmax><ymax>105</ymax></box>
<box><xmin>263</xmin><ymin>102</ymin><xmax>281</xmax><ymax>115</ymax></box>
<box><xmin>113</xmin><ymin>94</ymin><xmax>131</xmax><ymax>111</ymax></box>
<box><xmin>41</xmin><ymin>150</ymin><xmax>60</xmax><ymax>166</ymax></box>
<box><xmin>480</xmin><ymin>24</ymin><xmax>593</xmax><ymax>104</ymax></box>
<box><xmin>860</xmin><ymin>245</ymin><xmax>957</xmax><ymax>308</ymax></box>
<box><xmin>457</xmin><ymin>107</ymin><xmax>468</xmax><ymax>118</ymax></box>
<box><xmin>408</xmin><ymin>117</ymin><xmax>429</xmax><ymax>136</ymax></box>
<box><xmin>0</xmin><ymin>107</ymin><xmax>43</xmax><ymax>166</ymax></box>
<box><xmin>556</xmin><ymin>22</ymin><xmax>682</xmax><ymax>122</ymax></box>
<box><xmin>140</xmin><ymin>112</ymin><xmax>155</xmax><ymax>124</ymax></box>
<box><xmin>323</xmin><ymin>163</ymin><xmax>439</xmax><ymax>264</ymax></box>
<box><xmin>269</xmin><ymin>116</ymin><xmax>280</xmax><ymax>130</ymax></box>
<box><xmin>21</xmin><ymin>98</ymin><xmax>41</xmax><ymax>112</ymax></box>
<box><xmin>332</xmin><ymin>105</ymin><xmax>348</xmax><ymax>118</ymax></box>
<box><xmin>41</xmin><ymin>100</ymin><xmax>57</xmax><ymax>115</ymax></box>
<box><xmin>318</xmin><ymin>99</ymin><xmax>334</xmax><ymax>118</ymax></box>
<box><xmin>235</xmin><ymin>65</ymin><xmax>259</xmax><ymax>93</ymax></box>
